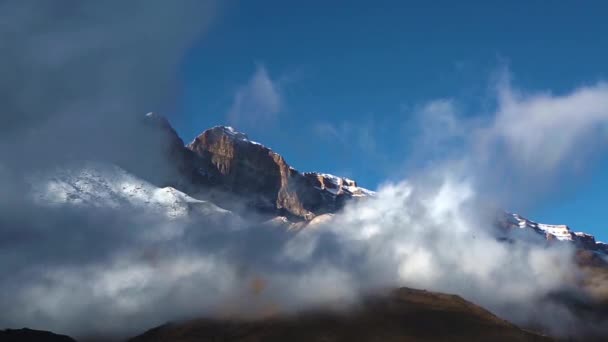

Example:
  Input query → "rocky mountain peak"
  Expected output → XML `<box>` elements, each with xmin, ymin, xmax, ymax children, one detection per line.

<box><xmin>182</xmin><ymin>124</ymin><xmax>373</xmax><ymax>220</ymax></box>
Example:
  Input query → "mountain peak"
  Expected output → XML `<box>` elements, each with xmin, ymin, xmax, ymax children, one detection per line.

<box><xmin>208</xmin><ymin>125</ymin><xmax>250</xmax><ymax>140</ymax></box>
<box><xmin>188</xmin><ymin>125</ymin><xmax>267</xmax><ymax>148</ymax></box>
<box><xmin>182</xmin><ymin>122</ymin><xmax>373</xmax><ymax>220</ymax></box>
<box><xmin>503</xmin><ymin>212</ymin><xmax>608</xmax><ymax>254</ymax></box>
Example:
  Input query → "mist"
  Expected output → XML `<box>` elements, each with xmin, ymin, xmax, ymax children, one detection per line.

<box><xmin>2</xmin><ymin>1</ymin><xmax>608</xmax><ymax>340</ymax></box>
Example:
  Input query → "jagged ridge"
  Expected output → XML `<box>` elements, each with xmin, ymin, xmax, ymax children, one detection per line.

<box><xmin>501</xmin><ymin>212</ymin><xmax>608</xmax><ymax>255</ymax></box>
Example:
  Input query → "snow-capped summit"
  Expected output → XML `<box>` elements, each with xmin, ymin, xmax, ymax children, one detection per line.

<box><xmin>503</xmin><ymin>212</ymin><xmax>607</xmax><ymax>254</ymax></box>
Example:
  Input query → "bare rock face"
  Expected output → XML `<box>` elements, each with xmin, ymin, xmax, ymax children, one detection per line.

<box><xmin>186</xmin><ymin>126</ymin><xmax>373</xmax><ymax>220</ymax></box>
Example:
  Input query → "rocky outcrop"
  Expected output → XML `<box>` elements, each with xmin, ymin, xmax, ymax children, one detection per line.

<box><xmin>598</xmin><ymin>242</ymin><xmax>608</xmax><ymax>255</ymax></box>
<box><xmin>186</xmin><ymin>126</ymin><xmax>373</xmax><ymax>220</ymax></box>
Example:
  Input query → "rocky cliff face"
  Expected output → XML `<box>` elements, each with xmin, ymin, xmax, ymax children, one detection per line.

<box><xmin>185</xmin><ymin>125</ymin><xmax>373</xmax><ymax>220</ymax></box>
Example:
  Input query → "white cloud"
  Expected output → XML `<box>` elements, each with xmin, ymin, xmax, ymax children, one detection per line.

<box><xmin>227</xmin><ymin>64</ymin><xmax>282</xmax><ymax>126</ymax></box>
<box><xmin>313</xmin><ymin>120</ymin><xmax>379</xmax><ymax>156</ymax></box>
<box><xmin>487</xmin><ymin>81</ymin><xmax>608</xmax><ymax>171</ymax></box>
<box><xmin>395</xmin><ymin>77</ymin><xmax>608</xmax><ymax>205</ymax></box>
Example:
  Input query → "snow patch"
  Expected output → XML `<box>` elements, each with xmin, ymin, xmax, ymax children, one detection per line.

<box><xmin>28</xmin><ymin>162</ymin><xmax>230</xmax><ymax>219</ymax></box>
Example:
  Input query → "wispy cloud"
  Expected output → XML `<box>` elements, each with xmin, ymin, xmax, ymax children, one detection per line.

<box><xmin>313</xmin><ymin>120</ymin><xmax>379</xmax><ymax>156</ymax></box>
<box><xmin>404</xmin><ymin>73</ymin><xmax>608</xmax><ymax>209</ymax></box>
<box><xmin>486</xmin><ymin>80</ymin><xmax>608</xmax><ymax>172</ymax></box>
<box><xmin>227</xmin><ymin>64</ymin><xmax>282</xmax><ymax>127</ymax></box>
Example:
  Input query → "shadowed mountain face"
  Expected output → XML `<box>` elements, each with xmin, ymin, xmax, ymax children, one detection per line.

<box><xmin>0</xmin><ymin>328</ymin><xmax>77</xmax><ymax>342</ymax></box>
<box><xmin>127</xmin><ymin>288</ymin><xmax>550</xmax><ymax>342</ymax></box>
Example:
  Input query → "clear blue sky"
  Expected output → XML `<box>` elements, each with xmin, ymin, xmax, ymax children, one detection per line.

<box><xmin>169</xmin><ymin>1</ymin><xmax>608</xmax><ymax>240</ymax></box>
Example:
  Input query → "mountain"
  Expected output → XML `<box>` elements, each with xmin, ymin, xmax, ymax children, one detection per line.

<box><xmin>28</xmin><ymin>161</ymin><xmax>236</xmax><ymax>222</ymax></box>
<box><xmin>0</xmin><ymin>328</ymin><xmax>77</xmax><ymax>342</ymax></box>
<box><xmin>185</xmin><ymin>125</ymin><xmax>374</xmax><ymax>220</ymax></box>
<box><xmin>141</xmin><ymin>114</ymin><xmax>376</xmax><ymax>220</ymax></box>
<box><xmin>127</xmin><ymin>287</ymin><xmax>550</xmax><ymax>342</ymax></box>
<box><xmin>500</xmin><ymin>212</ymin><xmax>608</xmax><ymax>255</ymax></box>
<box><xmin>138</xmin><ymin>114</ymin><xmax>607</xmax><ymax>253</ymax></box>
<box><xmin>146</xmin><ymin>115</ymin><xmax>606</xmax><ymax>254</ymax></box>
<box><xmin>9</xmin><ymin>115</ymin><xmax>607</xmax><ymax>341</ymax></box>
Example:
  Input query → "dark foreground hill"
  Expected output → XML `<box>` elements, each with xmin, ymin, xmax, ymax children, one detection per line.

<box><xmin>0</xmin><ymin>328</ymin><xmax>76</xmax><ymax>342</ymax></box>
<box><xmin>127</xmin><ymin>287</ymin><xmax>549</xmax><ymax>342</ymax></box>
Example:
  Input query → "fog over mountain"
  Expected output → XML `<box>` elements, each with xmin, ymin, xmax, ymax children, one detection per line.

<box><xmin>1</xmin><ymin>1</ymin><xmax>608</xmax><ymax>341</ymax></box>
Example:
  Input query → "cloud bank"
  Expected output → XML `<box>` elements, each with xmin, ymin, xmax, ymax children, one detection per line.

<box><xmin>0</xmin><ymin>0</ymin><xmax>217</xmax><ymax>172</ymax></box>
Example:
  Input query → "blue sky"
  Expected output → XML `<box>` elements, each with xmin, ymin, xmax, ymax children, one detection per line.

<box><xmin>169</xmin><ymin>1</ymin><xmax>608</xmax><ymax>240</ymax></box>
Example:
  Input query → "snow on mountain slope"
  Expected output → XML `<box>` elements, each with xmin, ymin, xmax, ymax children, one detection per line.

<box><xmin>504</xmin><ymin>212</ymin><xmax>608</xmax><ymax>254</ymax></box>
<box><xmin>304</xmin><ymin>172</ymin><xmax>376</xmax><ymax>198</ymax></box>
<box><xmin>28</xmin><ymin>162</ymin><xmax>232</xmax><ymax>220</ymax></box>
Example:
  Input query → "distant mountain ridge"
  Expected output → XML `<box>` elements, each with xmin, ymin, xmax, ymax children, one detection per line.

<box><xmin>142</xmin><ymin>113</ymin><xmax>607</xmax><ymax>255</ymax></box>
<box><xmin>501</xmin><ymin>212</ymin><xmax>608</xmax><ymax>256</ymax></box>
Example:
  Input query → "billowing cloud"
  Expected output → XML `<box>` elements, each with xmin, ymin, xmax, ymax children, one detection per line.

<box><xmin>227</xmin><ymin>64</ymin><xmax>282</xmax><ymax>127</ymax></box>
<box><xmin>1</xmin><ymin>160</ymin><xmax>596</xmax><ymax>339</ymax></box>
<box><xmin>0</xmin><ymin>1</ymin><xmax>219</xmax><ymax>337</ymax></box>
<box><xmin>0</xmin><ymin>0</ymin><xmax>218</xmax><ymax>174</ymax></box>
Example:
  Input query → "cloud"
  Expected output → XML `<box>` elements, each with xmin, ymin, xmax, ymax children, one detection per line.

<box><xmin>313</xmin><ymin>120</ymin><xmax>380</xmax><ymax>157</ymax></box>
<box><xmin>471</xmin><ymin>78</ymin><xmax>608</xmax><ymax>207</ymax></box>
<box><xmin>0</xmin><ymin>161</ymin><xmax>586</xmax><ymax>339</ymax></box>
<box><xmin>0</xmin><ymin>1</ymin><xmax>220</xmax><ymax>337</ymax></box>
<box><xmin>487</xmin><ymin>81</ymin><xmax>608</xmax><ymax>172</ymax></box>
<box><xmin>0</xmin><ymin>0</ymin><xmax>218</xmax><ymax>174</ymax></box>
<box><xmin>227</xmin><ymin>64</ymin><xmax>282</xmax><ymax>127</ymax></box>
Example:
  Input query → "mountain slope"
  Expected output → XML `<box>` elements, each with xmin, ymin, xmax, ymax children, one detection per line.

<box><xmin>0</xmin><ymin>328</ymin><xmax>77</xmax><ymax>342</ymax></box>
<box><xmin>127</xmin><ymin>287</ymin><xmax>550</xmax><ymax>342</ymax></box>
<box><xmin>28</xmin><ymin>162</ymin><xmax>233</xmax><ymax>220</ymax></box>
